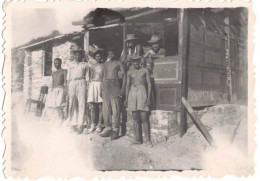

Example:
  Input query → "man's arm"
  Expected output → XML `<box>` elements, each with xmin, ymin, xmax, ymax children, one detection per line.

<box><xmin>119</xmin><ymin>61</ymin><xmax>126</xmax><ymax>96</ymax></box>
<box><xmin>124</xmin><ymin>71</ymin><xmax>131</xmax><ymax>107</ymax></box>
<box><xmin>145</xmin><ymin>68</ymin><xmax>152</xmax><ymax>105</ymax></box>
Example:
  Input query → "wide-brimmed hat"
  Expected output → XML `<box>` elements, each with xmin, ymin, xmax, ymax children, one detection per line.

<box><xmin>148</xmin><ymin>34</ymin><xmax>161</xmax><ymax>44</ymax></box>
<box><xmin>92</xmin><ymin>47</ymin><xmax>104</xmax><ymax>56</ymax></box>
<box><xmin>125</xmin><ymin>34</ymin><xmax>138</xmax><ymax>42</ymax></box>
<box><xmin>130</xmin><ymin>54</ymin><xmax>142</xmax><ymax>61</ymax></box>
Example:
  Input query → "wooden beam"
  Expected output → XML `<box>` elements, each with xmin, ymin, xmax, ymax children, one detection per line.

<box><xmin>181</xmin><ymin>97</ymin><xmax>215</xmax><ymax>146</ymax></box>
<box><xmin>126</xmin><ymin>9</ymin><xmax>166</xmax><ymax>21</ymax></box>
<box><xmin>84</xmin><ymin>31</ymin><xmax>89</xmax><ymax>53</ymax></box>
<box><xmin>122</xmin><ymin>22</ymin><xmax>127</xmax><ymax>61</ymax></box>
<box><xmin>177</xmin><ymin>9</ymin><xmax>189</xmax><ymax>137</ymax></box>
<box><xmin>224</xmin><ymin>12</ymin><xmax>233</xmax><ymax>103</ymax></box>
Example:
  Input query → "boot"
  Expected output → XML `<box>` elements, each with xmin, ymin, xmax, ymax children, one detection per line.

<box><xmin>95</xmin><ymin>126</ymin><xmax>103</xmax><ymax>133</ymax></box>
<box><xmin>70</xmin><ymin>125</ymin><xmax>77</xmax><ymax>133</ymax></box>
<box><xmin>110</xmin><ymin>128</ymin><xmax>120</xmax><ymax>141</ymax></box>
<box><xmin>77</xmin><ymin>125</ymin><xmax>84</xmax><ymax>134</ymax></box>
<box><xmin>100</xmin><ymin>127</ymin><xmax>112</xmax><ymax>137</ymax></box>
<box><xmin>85</xmin><ymin>124</ymin><xmax>96</xmax><ymax>134</ymax></box>
<box><xmin>144</xmin><ymin>141</ymin><xmax>153</xmax><ymax>148</ymax></box>
<box><xmin>130</xmin><ymin>139</ymin><xmax>142</xmax><ymax>145</ymax></box>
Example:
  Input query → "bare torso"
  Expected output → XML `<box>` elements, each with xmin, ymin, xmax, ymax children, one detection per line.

<box><xmin>129</xmin><ymin>68</ymin><xmax>147</xmax><ymax>86</ymax></box>
<box><xmin>103</xmin><ymin>60</ymin><xmax>122</xmax><ymax>80</ymax></box>
<box><xmin>52</xmin><ymin>69</ymin><xmax>66</xmax><ymax>88</ymax></box>
<box><xmin>91</xmin><ymin>63</ymin><xmax>104</xmax><ymax>81</ymax></box>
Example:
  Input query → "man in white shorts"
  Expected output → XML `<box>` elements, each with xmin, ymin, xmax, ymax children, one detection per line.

<box><xmin>85</xmin><ymin>47</ymin><xmax>104</xmax><ymax>133</ymax></box>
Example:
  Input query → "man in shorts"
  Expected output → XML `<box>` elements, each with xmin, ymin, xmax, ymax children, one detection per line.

<box><xmin>85</xmin><ymin>47</ymin><xmax>104</xmax><ymax>133</ymax></box>
<box><xmin>124</xmin><ymin>55</ymin><xmax>153</xmax><ymax>148</ymax></box>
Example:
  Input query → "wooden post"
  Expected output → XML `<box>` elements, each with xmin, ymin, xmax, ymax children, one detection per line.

<box><xmin>177</xmin><ymin>9</ymin><xmax>189</xmax><ymax>137</ymax></box>
<box><xmin>224</xmin><ymin>11</ymin><xmax>233</xmax><ymax>103</ymax></box>
<box><xmin>84</xmin><ymin>31</ymin><xmax>90</xmax><ymax>53</ymax></box>
<box><xmin>181</xmin><ymin>97</ymin><xmax>214</xmax><ymax>146</ymax></box>
<box><xmin>122</xmin><ymin>22</ymin><xmax>127</xmax><ymax>60</ymax></box>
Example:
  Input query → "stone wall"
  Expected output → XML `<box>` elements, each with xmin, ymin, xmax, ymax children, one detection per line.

<box><xmin>126</xmin><ymin>110</ymin><xmax>178</xmax><ymax>144</ymax></box>
<box><xmin>23</xmin><ymin>41</ymin><xmax>73</xmax><ymax>102</ymax></box>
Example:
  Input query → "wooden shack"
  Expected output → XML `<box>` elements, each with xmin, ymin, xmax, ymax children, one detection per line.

<box><xmin>19</xmin><ymin>8</ymin><xmax>247</xmax><ymax>140</ymax></box>
<box><xmin>72</xmin><ymin>8</ymin><xmax>248</xmax><ymax>138</ymax></box>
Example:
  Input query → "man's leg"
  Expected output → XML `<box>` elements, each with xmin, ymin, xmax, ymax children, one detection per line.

<box><xmin>100</xmin><ymin>95</ymin><xmax>112</xmax><ymax>137</ymax></box>
<box><xmin>140</xmin><ymin>111</ymin><xmax>153</xmax><ymax>147</ymax></box>
<box><xmin>96</xmin><ymin>103</ymin><xmax>103</xmax><ymax>133</ymax></box>
<box><xmin>110</xmin><ymin>96</ymin><xmax>121</xmax><ymax>140</ymax></box>
<box><xmin>76</xmin><ymin>80</ymin><xmax>86</xmax><ymax>134</ymax></box>
<box><xmin>121</xmin><ymin>96</ymin><xmax>127</xmax><ymax>136</ymax></box>
<box><xmin>86</xmin><ymin>102</ymin><xmax>97</xmax><ymax>133</ymax></box>
<box><xmin>131</xmin><ymin>111</ymin><xmax>142</xmax><ymax>144</ymax></box>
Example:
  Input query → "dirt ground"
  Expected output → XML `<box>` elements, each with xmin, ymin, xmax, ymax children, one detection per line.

<box><xmin>10</xmin><ymin>93</ymin><xmax>250</xmax><ymax>177</ymax></box>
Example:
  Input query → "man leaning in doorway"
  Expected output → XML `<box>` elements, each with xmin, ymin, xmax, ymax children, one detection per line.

<box><xmin>66</xmin><ymin>45</ymin><xmax>89</xmax><ymax>134</ymax></box>
<box><xmin>121</xmin><ymin>33</ymin><xmax>144</xmax><ymax>71</ymax></box>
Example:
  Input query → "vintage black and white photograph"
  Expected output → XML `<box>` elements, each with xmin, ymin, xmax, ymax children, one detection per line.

<box><xmin>2</xmin><ymin>1</ymin><xmax>254</xmax><ymax>178</ymax></box>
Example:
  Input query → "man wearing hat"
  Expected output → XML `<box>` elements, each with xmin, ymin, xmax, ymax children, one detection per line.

<box><xmin>66</xmin><ymin>45</ymin><xmax>89</xmax><ymax>134</ymax></box>
<box><xmin>143</xmin><ymin>34</ymin><xmax>166</xmax><ymax>72</ymax></box>
<box><xmin>85</xmin><ymin>46</ymin><xmax>105</xmax><ymax>134</ymax></box>
<box><xmin>144</xmin><ymin>34</ymin><xmax>166</xmax><ymax>59</ymax></box>
<box><xmin>121</xmin><ymin>33</ymin><xmax>144</xmax><ymax>71</ymax></box>
<box><xmin>124</xmin><ymin>55</ymin><xmax>153</xmax><ymax>148</ymax></box>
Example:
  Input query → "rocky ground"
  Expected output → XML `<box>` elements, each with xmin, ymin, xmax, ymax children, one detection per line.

<box><xmin>10</xmin><ymin>93</ymin><xmax>250</xmax><ymax>177</ymax></box>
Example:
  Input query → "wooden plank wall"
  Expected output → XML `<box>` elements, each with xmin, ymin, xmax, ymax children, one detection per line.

<box><xmin>187</xmin><ymin>24</ymin><xmax>229</xmax><ymax>106</ymax></box>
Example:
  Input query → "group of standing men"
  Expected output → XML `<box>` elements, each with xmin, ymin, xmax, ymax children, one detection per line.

<box><xmin>43</xmin><ymin>33</ymin><xmax>166</xmax><ymax>148</ymax></box>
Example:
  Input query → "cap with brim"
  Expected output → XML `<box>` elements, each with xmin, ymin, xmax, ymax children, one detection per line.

<box><xmin>148</xmin><ymin>34</ymin><xmax>161</xmax><ymax>44</ymax></box>
<box><xmin>125</xmin><ymin>34</ymin><xmax>138</xmax><ymax>42</ymax></box>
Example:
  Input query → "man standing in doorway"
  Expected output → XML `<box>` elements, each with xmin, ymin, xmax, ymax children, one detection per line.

<box><xmin>85</xmin><ymin>47</ymin><xmax>105</xmax><ymax>134</ymax></box>
<box><xmin>100</xmin><ymin>49</ymin><xmax>125</xmax><ymax>140</ymax></box>
<box><xmin>66</xmin><ymin>46</ymin><xmax>89</xmax><ymax>134</ymax></box>
<box><xmin>125</xmin><ymin>55</ymin><xmax>153</xmax><ymax>148</ymax></box>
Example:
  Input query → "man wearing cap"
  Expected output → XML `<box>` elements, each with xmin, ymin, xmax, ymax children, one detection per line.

<box><xmin>66</xmin><ymin>46</ymin><xmax>89</xmax><ymax>134</ymax></box>
<box><xmin>100</xmin><ymin>49</ymin><xmax>125</xmax><ymax>140</ymax></box>
<box><xmin>85</xmin><ymin>47</ymin><xmax>105</xmax><ymax>134</ymax></box>
<box><xmin>124</xmin><ymin>55</ymin><xmax>153</xmax><ymax>148</ymax></box>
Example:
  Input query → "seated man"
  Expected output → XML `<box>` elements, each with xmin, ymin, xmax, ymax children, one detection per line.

<box><xmin>124</xmin><ymin>55</ymin><xmax>153</xmax><ymax>148</ymax></box>
<box><xmin>86</xmin><ymin>47</ymin><xmax>105</xmax><ymax>133</ymax></box>
<box><xmin>41</xmin><ymin>58</ymin><xmax>67</xmax><ymax>125</ymax></box>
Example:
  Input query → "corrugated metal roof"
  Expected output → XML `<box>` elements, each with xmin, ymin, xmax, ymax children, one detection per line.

<box><xmin>19</xmin><ymin>32</ymin><xmax>83</xmax><ymax>50</ymax></box>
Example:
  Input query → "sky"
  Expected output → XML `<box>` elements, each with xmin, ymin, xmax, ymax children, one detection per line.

<box><xmin>11</xmin><ymin>7</ymin><xmax>92</xmax><ymax>47</ymax></box>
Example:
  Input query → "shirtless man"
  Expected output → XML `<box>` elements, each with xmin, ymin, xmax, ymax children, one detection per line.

<box><xmin>42</xmin><ymin>58</ymin><xmax>67</xmax><ymax>124</ymax></box>
<box><xmin>125</xmin><ymin>55</ymin><xmax>153</xmax><ymax>148</ymax></box>
<box><xmin>86</xmin><ymin>49</ymin><xmax>104</xmax><ymax>133</ymax></box>
<box><xmin>100</xmin><ymin>49</ymin><xmax>125</xmax><ymax>140</ymax></box>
